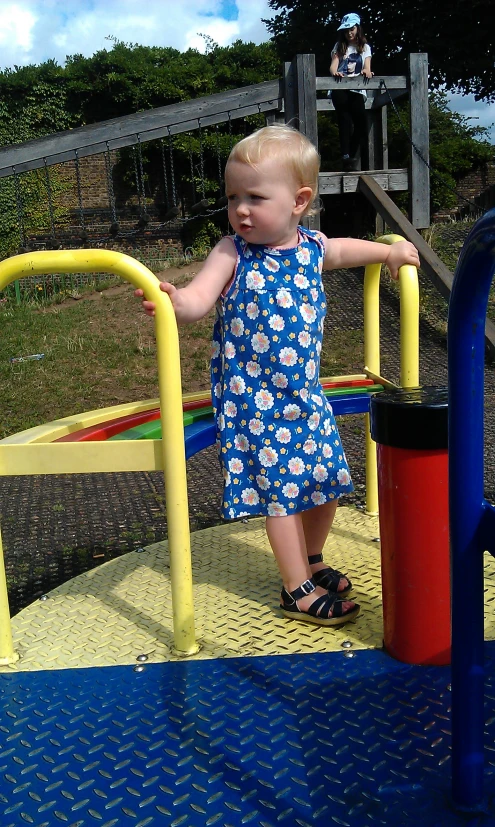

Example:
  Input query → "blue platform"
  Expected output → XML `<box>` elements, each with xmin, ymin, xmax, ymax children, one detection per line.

<box><xmin>2</xmin><ymin>645</ymin><xmax>495</xmax><ymax>826</ymax></box>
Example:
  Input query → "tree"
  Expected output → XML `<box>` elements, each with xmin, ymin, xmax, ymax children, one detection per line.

<box><xmin>265</xmin><ymin>0</ymin><xmax>495</xmax><ymax>101</ymax></box>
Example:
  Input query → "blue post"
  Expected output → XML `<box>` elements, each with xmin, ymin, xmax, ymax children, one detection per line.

<box><xmin>448</xmin><ymin>207</ymin><xmax>495</xmax><ymax>806</ymax></box>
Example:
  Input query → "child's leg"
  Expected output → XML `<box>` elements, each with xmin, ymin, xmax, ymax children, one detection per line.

<box><xmin>301</xmin><ymin>500</ymin><xmax>350</xmax><ymax>593</ymax></box>
<box><xmin>265</xmin><ymin>513</ymin><xmax>356</xmax><ymax>616</ymax></box>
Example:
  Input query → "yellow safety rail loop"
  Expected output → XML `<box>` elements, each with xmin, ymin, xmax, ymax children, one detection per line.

<box><xmin>0</xmin><ymin>250</ymin><xmax>199</xmax><ymax>661</ymax></box>
<box><xmin>363</xmin><ymin>234</ymin><xmax>419</xmax><ymax>514</ymax></box>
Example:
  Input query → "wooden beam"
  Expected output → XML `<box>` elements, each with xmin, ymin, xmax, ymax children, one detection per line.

<box><xmin>0</xmin><ymin>79</ymin><xmax>283</xmax><ymax>176</ymax></box>
<box><xmin>317</xmin><ymin>76</ymin><xmax>407</xmax><ymax>91</ymax></box>
<box><xmin>409</xmin><ymin>53</ymin><xmax>430</xmax><ymax>228</ymax></box>
<box><xmin>358</xmin><ymin>174</ymin><xmax>495</xmax><ymax>359</ymax></box>
<box><xmin>319</xmin><ymin>169</ymin><xmax>408</xmax><ymax>195</ymax></box>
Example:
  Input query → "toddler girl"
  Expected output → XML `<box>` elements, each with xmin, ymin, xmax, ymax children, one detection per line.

<box><xmin>137</xmin><ymin>125</ymin><xmax>419</xmax><ymax>627</ymax></box>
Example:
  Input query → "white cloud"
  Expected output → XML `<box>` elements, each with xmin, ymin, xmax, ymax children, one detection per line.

<box><xmin>0</xmin><ymin>0</ymin><xmax>275</xmax><ymax>69</ymax></box>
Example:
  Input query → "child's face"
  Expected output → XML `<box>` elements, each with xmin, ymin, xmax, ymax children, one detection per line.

<box><xmin>225</xmin><ymin>157</ymin><xmax>309</xmax><ymax>248</ymax></box>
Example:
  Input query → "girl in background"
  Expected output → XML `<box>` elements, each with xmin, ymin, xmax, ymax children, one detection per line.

<box><xmin>329</xmin><ymin>12</ymin><xmax>373</xmax><ymax>171</ymax></box>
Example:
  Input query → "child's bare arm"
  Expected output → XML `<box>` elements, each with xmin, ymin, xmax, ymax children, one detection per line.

<box><xmin>321</xmin><ymin>235</ymin><xmax>420</xmax><ymax>280</ymax></box>
<box><xmin>136</xmin><ymin>237</ymin><xmax>237</xmax><ymax>323</ymax></box>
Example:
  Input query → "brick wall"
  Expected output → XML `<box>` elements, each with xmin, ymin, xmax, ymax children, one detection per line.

<box><xmin>433</xmin><ymin>160</ymin><xmax>495</xmax><ymax>221</ymax></box>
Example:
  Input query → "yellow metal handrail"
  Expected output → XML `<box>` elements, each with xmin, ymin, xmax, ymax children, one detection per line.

<box><xmin>363</xmin><ymin>234</ymin><xmax>420</xmax><ymax>514</ymax></box>
<box><xmin>0</xmin><ymin>250</ymin><xmax>198</xmax><ymax>663</ymax></box>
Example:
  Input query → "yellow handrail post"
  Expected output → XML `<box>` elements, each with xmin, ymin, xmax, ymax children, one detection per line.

<box><xmin>0</xmin><ymin>250</ymin><xmax>199</xmax><ymax>656</ymax></box>
<box><xmin>363</xmin><ymin>235</ymin><xmax>419</xmax><ymax>515</ymax></box>
<box><xmin>0</xmin><ymin>525</ymin><xmax>19</xmax><ymax>664</ymax></box>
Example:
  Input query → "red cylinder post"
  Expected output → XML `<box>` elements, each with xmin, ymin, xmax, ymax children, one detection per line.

<box><xmin>370</xmin><ymin>386</ymin><xmax>450</xmax><ymax>666</ymax></box>
<box><xmin>377</xmin><ymin>444</ymin><xmax>450</xmax><ymax>665</ymax></box>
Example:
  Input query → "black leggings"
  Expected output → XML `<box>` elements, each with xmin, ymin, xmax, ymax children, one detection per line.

<box><xmin>331</xmin><ymin>89</ymin><xmax>367</xmax><ymax>163</ymax></box>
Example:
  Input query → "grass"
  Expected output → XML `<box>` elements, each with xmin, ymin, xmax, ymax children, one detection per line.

<box><xmin>0</xmin><ymin>221</ymin><xmax>478</xmax><ymax>439</ymax></box>
<box><xmin>0</xmin><ymin>267</ymin><xmax>214</xmax><ymax>438</ymax></box>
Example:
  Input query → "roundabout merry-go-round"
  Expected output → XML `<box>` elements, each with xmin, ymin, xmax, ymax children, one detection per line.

<box><xmin>1</xmin><ymin>215</ymin><xmax>495</xmax><ymax>826</ymax></box>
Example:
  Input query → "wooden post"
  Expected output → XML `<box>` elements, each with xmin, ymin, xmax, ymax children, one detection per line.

<box><xmin>284</xmin><ymin>54</ymin><xmax>319</xmax><ymax>230</ymax></box>
<box><xmin>409</xmin><ymin>53</ymin><xmax>430</xmax><ymax>228</ymax></box>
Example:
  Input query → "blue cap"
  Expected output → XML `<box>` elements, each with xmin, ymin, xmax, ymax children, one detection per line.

<box><xmin>337</xmin><ymin>12</ymin><xmax>361</xmax><ymax>30</ymax></box>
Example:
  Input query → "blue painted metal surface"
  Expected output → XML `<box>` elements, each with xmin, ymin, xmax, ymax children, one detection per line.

<box><xmin>448</xmin><ymin>207</ymin><xmax>495</xmax><ymax>807</ymax></box>
<box><xmin>2</xmin><ymin>647</ymin><xmax>495</xmax><ymax>826</ymax></box>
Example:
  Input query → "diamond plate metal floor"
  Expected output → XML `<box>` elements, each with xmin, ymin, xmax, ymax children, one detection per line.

<box><xmin>4</xmin><ymin>506</ymin><xmax>495</xmax><ymax>673</ymax></box>
<box><xmin>3</xmin><ymin>507</ymin><xmax>495</xmax><ymax>824</ymax></box>
<box><xmin>2</xmin><ymin>647</ymin><xmax>495</xmax><ymax>826</ymax></box>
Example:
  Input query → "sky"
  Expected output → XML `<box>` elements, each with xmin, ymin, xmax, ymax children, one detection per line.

<box><xmin>0</xmin><ymin>0</ymin><xmax>492</xmax><ymax>143</ymax></box>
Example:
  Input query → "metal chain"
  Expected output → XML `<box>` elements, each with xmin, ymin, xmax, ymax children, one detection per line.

<box><xmin>381</xmin><ymin>79</ymin><xmax>483</xmax><ymax>216</ymax></box>
<box><xmin>74</xmin><ymin>149</ymin><xmax>87</xmax><ymax>235</ymax></box>
<box><xmin>167</xmin><ymin>128</ymin><xmax>177</xmax><ymax>207</ymax></box>
<box><xmin>12</xmin><ymin>166</ymin><xmax>26</xmax><ymax>248</ymax></box>
<box><xmin>136</xmin><ymin>134</ymin><xmax>148</xmax><ymax>215</ymax></box>
<box><xmin>197</xmin><ymin>119</ymin><xmax>206</xmax><ymax>198</ymax></box>
<box><xmin>104</xmin><ymin>143</ymin><xmax>117</xmax><ymax>223</ymax></box>
<box><xmin>160</xmin><ymin>138</ymin><xmax>170</xmax><ymax>209</ymax></box>
<box><xmin>132</xmin><ymin>146</ymin><xmax>142</xmax><ymax>212</ymax></box>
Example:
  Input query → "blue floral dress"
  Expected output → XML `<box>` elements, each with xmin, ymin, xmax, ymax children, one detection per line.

<box><xmin>210</xmin><ymin>226</ymin><xmax>353</xmax><ymax>520</ymax></box>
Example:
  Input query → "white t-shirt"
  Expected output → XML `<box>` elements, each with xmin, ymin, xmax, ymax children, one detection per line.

<box><xmin>331</xmin><ymin>42</ymin><xmax>372</xmax><ymax>96</ymax></box>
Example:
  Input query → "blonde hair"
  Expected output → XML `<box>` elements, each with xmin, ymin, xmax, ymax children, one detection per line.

<box><xmin>227</xmin><ymin>125</ymin><xmax>320</xmax><ymax>216</ymax></box>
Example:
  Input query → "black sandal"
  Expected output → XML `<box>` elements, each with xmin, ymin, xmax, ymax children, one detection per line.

<box><xmin>308</xmin><ymin>553</ymin><xmax>352</xmax><ymax>597</ymax></box>
<box><xmin>280</xmin><ymin>578</ymin><xmax>360</xmax><ymax>627</ymax></box>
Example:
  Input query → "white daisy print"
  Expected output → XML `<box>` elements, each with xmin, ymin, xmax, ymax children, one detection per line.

<box><xmin>282</xmin><ymin>482</ymin><xmax>300</xmax><ymax>498</ymax></box>
<box><xmin>214</xmin><ymin>382</ymin><xmax>221</xmax><ymax>398</ymax></box>
<box><xmin>337</xmin><ymin>468</ymin><xmax>352</xmax><ymax>485</ymax></box>
<box><xmin>218</xmin><ymin>414</ymin><xmax>225</xmax><ymax>431</ymax></box>
<box><xmin>288</xmin><ymin>457</ymin><xmax>305</xmax><ymax>475</ymax></box>
<box><xmin>275</xmin><ymin>427</ymin><xmax>291</xmax><ymax>444</ymax></box>
<box><xmin>249</xmin><ymin>418</ymin><xmax>265</xmax><ymax>435</ymax></box>
<box><xmin>276</xmin><ymin>288</ymin><xmax>293</xmax><ymax>308</ymax></box>
<box><xmin>229</xmin><ymin>457</ymin><xmax>244</xmax><ymax>474</ymax></box>
<box><xmin>308</xmin><ymin>412</ymin><xmax>320</xmax><ymax>431</ymax></box>
<box><xmin>230</xmin><ymin>318</ymin><xmax>244</xmax><ymax>337</ymax></box>
<box><xmin>279</xmin><ymin>347</ymin><xmax>298</xmax><ymax>366</ymax></box>
<box><xmin>310</xmin><ymin>288</ymin><xmax>319</xmax><ymax>302</ymax></box>
<box><xmin>246</xmin><ymin>302</ymin><xmax>259</xmax><ymax>319</ymax></box>
<box><xmin>256</xmin><ymin>474</ymin><xmax>271</xmax><ymax>490</ymax></box>
<box><xmin>246</xmin><ymin>361</ymin><xmax>262</xmax><ymax>377</ymax></box>
<box><xmin>230</xmin><ymin>375</ymin><xmax>246</xmax><ymax>395</ymax></box>
<box><xmin>311</xmin><ymin>491</ymin><xmax>327</xmax><ymax>505</ymax></box>
<box><xmin>295</xmin><ymin>247</ymin><xmax>311</xmax><ymax>265</ymax></box>
<box><xmin>271</xmin><ymin>372</ymin><xmax>288</xmax><ymax>389</ymax></box>
<box><xmin>269</xmin><ymin>314</ymin><xmax>285</xmax><ymax>331</ymax></box>
<box><xmin>224</xmin><ymin>341</ymin><xmax>236</xmax><ymax>359</ymax></box>
<box><xmin>305</xmin><ymin>359</ymin><xmax>316</xmax><ymax>380</ymax></box>
<box><xmin>212</xmin><ymin>340</ymin><xmax>220</xmax><ymax>358</ymax></box>
<box><xmin>242</xmin><ymin>488</ymin><xmax>260</xmax><ymax>506</ymax></box>
<box><xmin>268</xmin><ymin>503</ymin><xmax>288</xmax><ymax>516</ymax></box>
<box><xmin>265</xmin><ymin>256</ymin><xmax>280</xmax><ymax>272</ymax></box>
<box><xmin>303</xmin><ymin>438</ymin><xmax>317</xmax><ymax>454</ymax></box>
<box><xmin>283</xmin><ymin>404</ymin><xmax>301</xmax><ymax>421</ymax></box>
<box><xmin>259</xmin><ymin>446</ymin><xmax>279</xmax><ymax>467</ymax></box>
<box><xmin>246</xmin><ymin>270</ymin><xmax>266</xmax><ymax>290</ymax></box>
<box><xmin>234</xmin><ymin>434</ymin><xmax>250</xmax><ymax>452</ymax></box>
<box><xmin>323</xmin><ymin>444</ymin><xmax>334</xmax><ymax>458</ymax></box>
<box><xmin>300</xmin><ymin>304</ymin><xmax>317</xmax><ymax>324</ymax></box>
<box><xmin>252</xmin><ymin>332</ymin><xmax>270</xmax><ymax>353</ymax></box>
<box><xmin>255</xmin><ymin>389</ymin><xmax>274</xmax><ymax>410</ymax></box>
<box><xmin>298</xmin><ymin>331</ymin><xmax>311</xmax><ymax>348</ymax></box>
<box><xmin>224</xmin><ymin>401</ymin><xmax>238</xmax><ymax>417</ymax></box>
<box><xmin>294</xmin><ymin>273</ymin><xmax>309</xmax><ymax>288</ymax></box>
<box><xmin>313</xmin><ymin>464</ymin><xmax>328</xmax><ymax>482</ymax></box>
